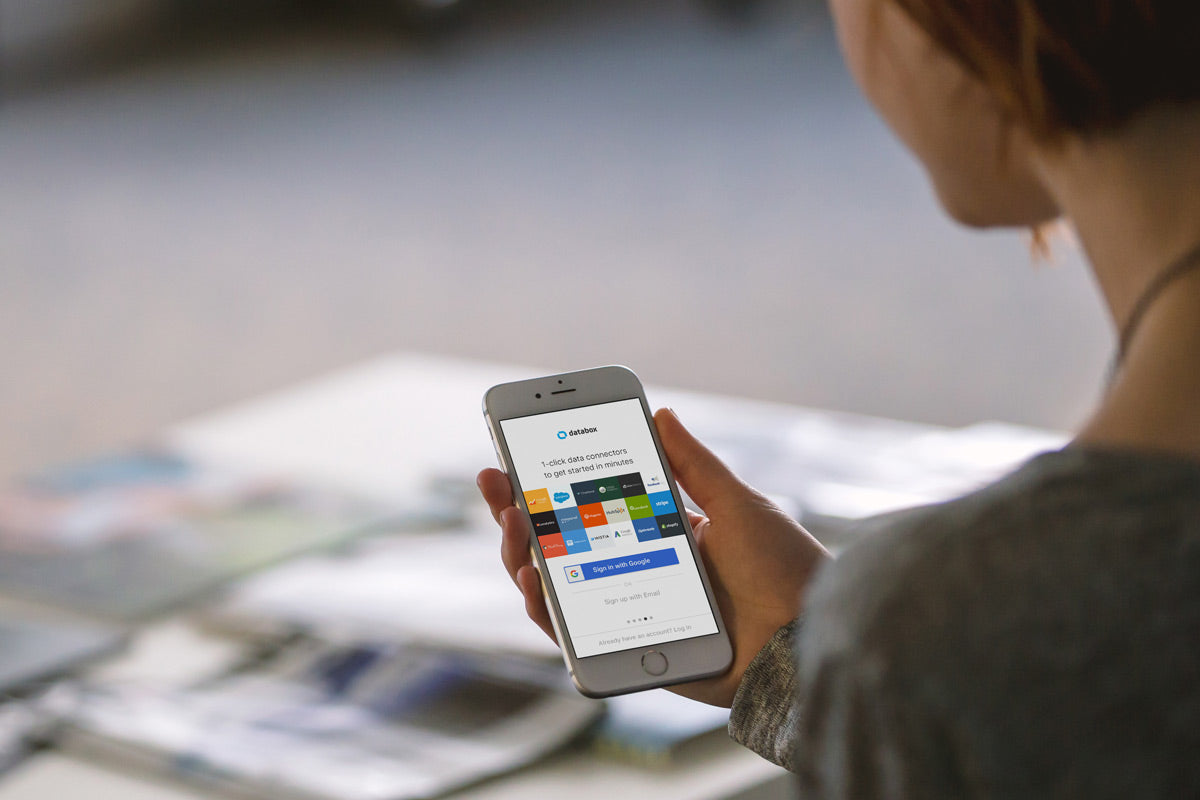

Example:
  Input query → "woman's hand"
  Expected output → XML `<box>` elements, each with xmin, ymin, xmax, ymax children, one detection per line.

<box><xmin>476</xmin><ymin>408</ymin><xmax>830</xmax><ymax>707</ymax></box>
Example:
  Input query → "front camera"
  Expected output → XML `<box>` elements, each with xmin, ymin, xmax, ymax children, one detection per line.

<box><xmin>535</xmin><ymin>393</ymin><xmax>542</xmax><ymax>398</ymax></box>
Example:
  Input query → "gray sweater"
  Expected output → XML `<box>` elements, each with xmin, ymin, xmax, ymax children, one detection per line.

<box><xmin>728</xmin><ymin>447</ymin><xmax>1200</xmax><ymax>798</ymax></box>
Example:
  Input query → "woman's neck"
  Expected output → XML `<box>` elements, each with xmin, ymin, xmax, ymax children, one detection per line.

<box><xmin>1035</xmin><ymin>107</ymin><xmax>1200</xmax><ymax>458</ymax></box>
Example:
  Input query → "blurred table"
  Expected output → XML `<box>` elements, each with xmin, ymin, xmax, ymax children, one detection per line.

<box><xmin>0</xmin><ymin>352</ymin><xmax>1064</xmax><ymax>799</ymax></box>
<box><xmin>0</xmin><ymin>353</ymin><xmax>804</xmax><ymax>800</ymax></box>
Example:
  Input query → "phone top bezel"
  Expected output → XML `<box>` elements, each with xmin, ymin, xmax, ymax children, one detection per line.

<box><xmin>483</xmin><ymin>365</ymin><xmax>732</xmax><ymax>697</ymax></box>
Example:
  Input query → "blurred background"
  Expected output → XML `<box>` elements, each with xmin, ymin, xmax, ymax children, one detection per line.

<box><xmin>0</xmin><ymin>3</ymin><xmax>1120</xmax><ymax>797</ymax></box>
<box><xmin>0</xmin><ymin>0</ymin><xmax>1113</xmax><ymax>483</ymax></box>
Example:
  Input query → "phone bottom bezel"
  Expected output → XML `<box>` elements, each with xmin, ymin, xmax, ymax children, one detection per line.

<box><xmin>564</xmin><ymin>629</ymin><xmax>733</xmax><ymax>699</ymax></box>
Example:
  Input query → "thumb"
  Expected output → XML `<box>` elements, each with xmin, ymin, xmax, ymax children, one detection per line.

<box><xmin>654</xmin><ymin>408</ymin><xmax>745</xmax><ymax>514</ymax></box>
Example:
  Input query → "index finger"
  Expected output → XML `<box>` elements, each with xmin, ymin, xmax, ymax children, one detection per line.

<box><xmin>477</xmin><ymin>468</ymin><xmax>515</xmax><ymax>524</ymax></box>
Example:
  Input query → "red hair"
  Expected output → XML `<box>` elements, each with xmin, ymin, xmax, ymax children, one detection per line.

<box><xmin>890</xmin><ymin>1</ymin><xmax>1200</xmax><ymax>139</ymax></box>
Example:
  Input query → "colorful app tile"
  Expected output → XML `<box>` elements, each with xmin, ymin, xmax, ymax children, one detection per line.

<box><xmin>562</xmin><ymin>529</ymin><xmax>593</xmax><ymax>554</ymax></box>
<box><xmin>617</xmin><ymin>472</ymin><xmax>646</xmax><ymax>497</ymax></box>
<box><xmin>530</xmin><ymin>510</ymin><xmax>560</xmax><ymax>536</ymax></box>
<box><xmin>550</xmin><ymin>489</ymin><xmax>575</xmax><ymax>509</ymax></box>
<box><xmin>648</xmin><ymin>491</ymin><xmax>677</xmax><ymax>516</ymax></box>
<box><xmin>571</xmin><ymin>480</ymin><xmax>600</xmax><ymax>506</ymax></box>
<box><xmin>538</xmin><ymin>533</ymin><xmax>567</xmax><ymax>559</ymax></box>
<box><xmin>633</xmin><ymin>516</ymin><xmax>661</xmax><ymax>542</ymax></box>
<box><xmin>524</xmin><ymin>488</ymin><xmax>552</xmax><ymax>514</ymax></box>
<box><xmin>642</xmin><ymin>473</ymin><xmax>665</xmax><ymax>492</ymax></box>
<box><xmin>578</xmin><ymin>503</ymin><xmax>608</xmax><ymax>528</ymax></box>
<box><xmin>594</xmin><ymin>476</ymin><xmax>622</xmax><ymax>498</ymax></box>
<box><xmin>625</xmin><ymin>494</ymin><xmax>654</xmax><ymax>519</ymax></box>
<box><xmin>656</xmin><ymin>513</ymin><xmax>685</xmax><ymax>538</ymax></box>
<box><xmin>555</xmin><ymin>507</ymin><xmax>584</xmax><ymax>531</ymax></box>
<box><xmin>600</xmin><ymin>499</ymin><xmax>630</xmax><ymax>524</ymax></box>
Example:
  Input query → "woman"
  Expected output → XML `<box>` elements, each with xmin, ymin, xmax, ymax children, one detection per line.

<box><xmin>479</xmin><ymin>1</ymin><xmax>1200</xmax><ymax>795</ymax></box>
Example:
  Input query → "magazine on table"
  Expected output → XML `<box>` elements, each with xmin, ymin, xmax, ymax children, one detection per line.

<box><xmin>0</xmin><ymin>448</ymin><xmax>417</xmax><ymax>619</ymax></box>
<box><xmin>64</xmin><ymin>637</ymin><xmax>603</xmax><ymax>800</ymax></box>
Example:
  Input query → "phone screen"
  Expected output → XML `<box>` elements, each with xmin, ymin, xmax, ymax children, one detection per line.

<box><xmin>499</xmin><ymin>398</ymin><xmax>720</xmax><ymax>658</ymax></box>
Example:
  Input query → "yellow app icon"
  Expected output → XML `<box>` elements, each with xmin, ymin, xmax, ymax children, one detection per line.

<box><xmin>524</xmin><ymin>488</ymin><xmax>552</xmax><ymax>512</ymax></box>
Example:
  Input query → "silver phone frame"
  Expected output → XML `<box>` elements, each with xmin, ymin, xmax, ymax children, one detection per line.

<box><xmin>483</xmin><ymin>365</ymin><xmax>732</xmax><ymax>697</ymax></box>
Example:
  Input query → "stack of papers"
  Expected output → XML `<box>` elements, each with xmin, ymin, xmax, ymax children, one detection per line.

<box><xmin>0</xmin><ymin>449</ymin><xmax>408</xmax><ymax>619</ymax></box>
<box><xmin>206</xmin><ymin>523</ymin><xmax>559</xmax><ymax>658</ymax></box>
<box><xmin>66</xmin><ymin>639</ymin><xmax>601</xmax><ymax>800</ymax></box>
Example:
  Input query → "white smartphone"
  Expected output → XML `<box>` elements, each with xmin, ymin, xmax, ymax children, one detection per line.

<box><xmin>483</xmin><ymin>366</ymin><xmax>733</xmax><ymax>697</ymax></box>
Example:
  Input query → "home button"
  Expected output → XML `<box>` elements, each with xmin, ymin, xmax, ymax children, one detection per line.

<box><xmin>641</xmin><ymin>650</ymin><xmax>668</xmax><ymax>676</ymax></box>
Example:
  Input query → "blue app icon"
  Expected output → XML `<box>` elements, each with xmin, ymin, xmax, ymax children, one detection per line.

<box><xmin>555</xmin><ymin>507</ymin><xmax>584</xmax><ymax>531</ymax></box>
<box><xmin>553</xmin><ymin>491</ymin><xmax>570</xmax><ymax>503</ymax></box>
<box><xmin>633</xmin><ymin>517</ymin><xmax>661</xmax><ymax>542</ymax></box>
<box><xmin>563</xmin><ymin>532</ymin><xmax>592</xmax><ymax>555</ymax></box>
<box><xmin>557</xmin><ymin>431</ymin><xmax>568</xmax><ymax>440</ymax></box>
<box><xmin>648</xmin><ymin>491</ymin><xmax>677</xmax><ymax>516</ymax></box>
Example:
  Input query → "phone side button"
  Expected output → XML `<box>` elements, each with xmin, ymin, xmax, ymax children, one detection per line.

<box><xmin>641</xmin><ymin>650</ymin><xmax>668</xmax><ymax>676</ymax></box>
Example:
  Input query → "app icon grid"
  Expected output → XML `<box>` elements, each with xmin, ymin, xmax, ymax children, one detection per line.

<box><xmin>530</xmin><ymin>472</ymin><xmax>684</xmax><ymax>557</ymax></box>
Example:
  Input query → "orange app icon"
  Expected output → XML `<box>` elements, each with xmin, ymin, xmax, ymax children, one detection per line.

<box><xmin>523</xmin><ymin>488</ymin><xmax>552</xmax><ymax>513</ymax></box>
<box><xmin>578</xmin><ymin>503</ymin><xmax>609</xmax><ymax>528</ymax></box>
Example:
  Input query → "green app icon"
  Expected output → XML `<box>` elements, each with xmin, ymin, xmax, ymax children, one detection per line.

<box><xmin>594</xmin><ymin>476</ymin><xmax>622</xmax><ymax>497</ymax></box>
<box><xmin>625</xmin><ymin>494</ymin><xmax>653</xmax><ymax>519</ymax></box>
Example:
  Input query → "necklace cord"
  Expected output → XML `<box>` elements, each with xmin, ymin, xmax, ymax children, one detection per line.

<box><xmin>1113</xmin><ymin>240</ymin><xmax>1200</xmax><ymax>373</ymax></box>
